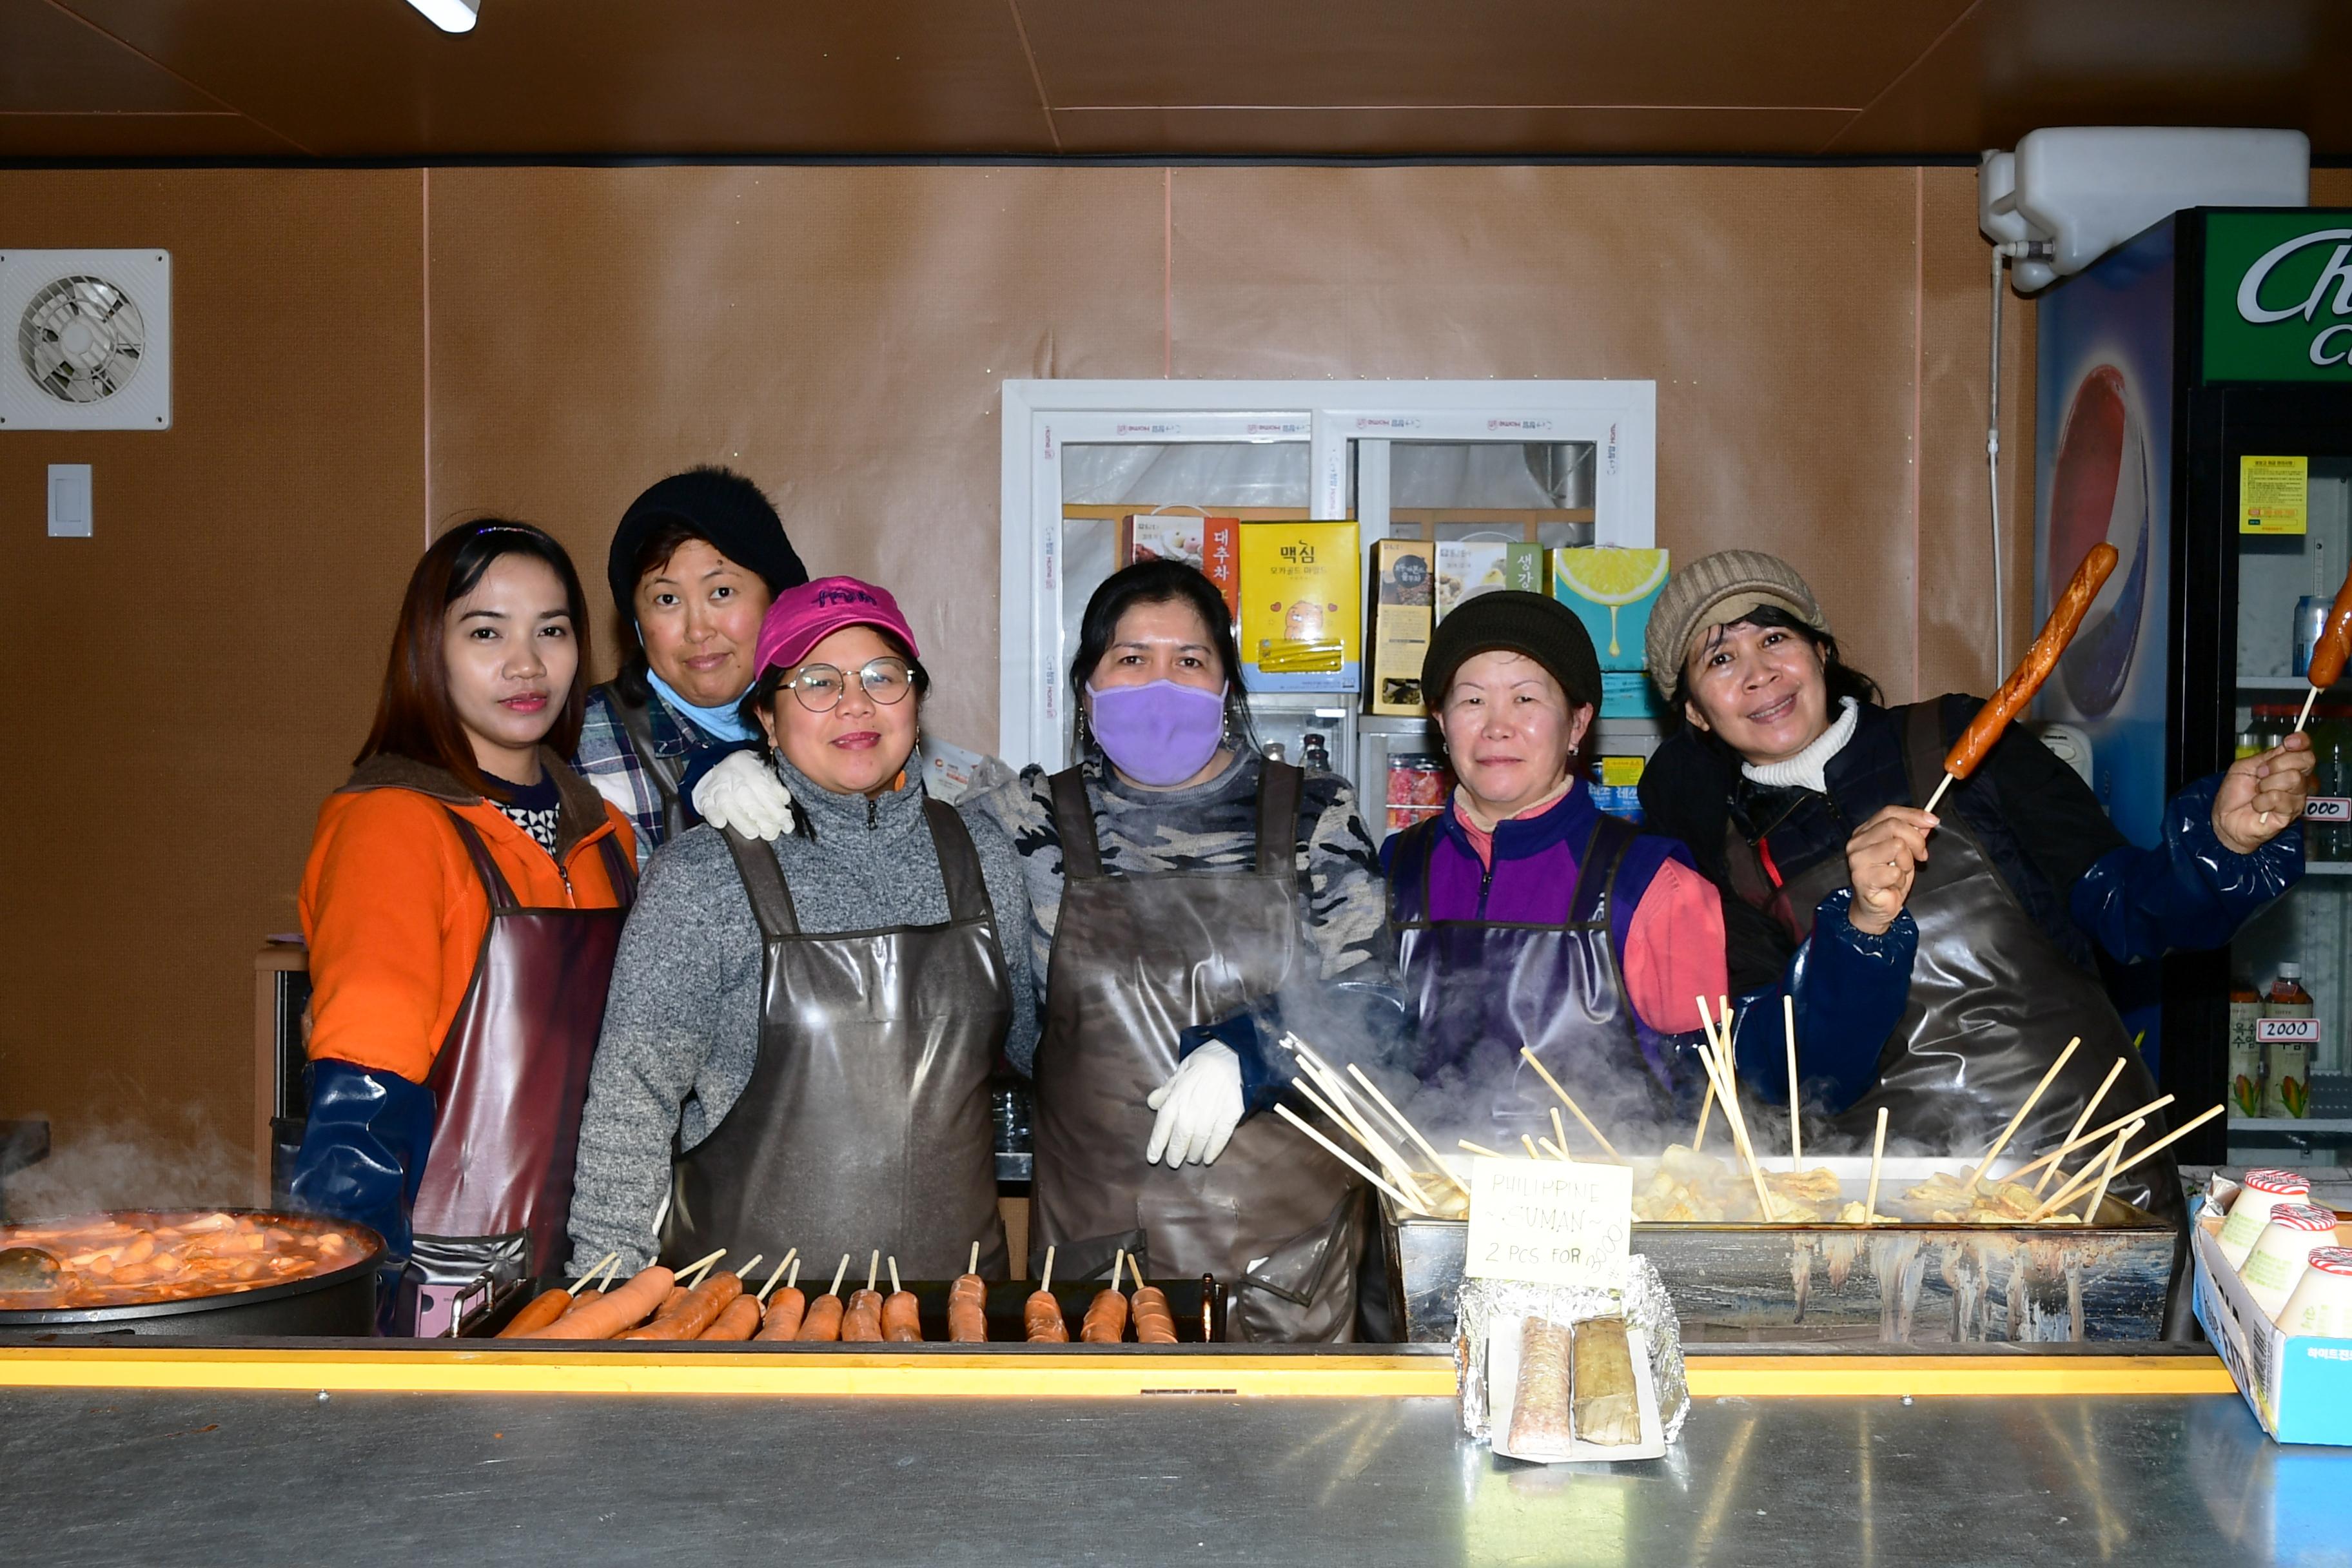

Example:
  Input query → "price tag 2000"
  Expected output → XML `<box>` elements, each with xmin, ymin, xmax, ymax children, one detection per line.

<box><xmin>1462</xmin><ymin>1157</ymin><xmax>1632</xmax><ymax>1289</ymax></box>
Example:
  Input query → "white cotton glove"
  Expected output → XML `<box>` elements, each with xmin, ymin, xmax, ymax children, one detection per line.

<box><xmin>692</xmin><ymin>750</ymin><xmax>795</xmax><ymax>839</ymax></box>
<box><xmin>1144</xmin><ymin>1043</ymin><xmax>1245</xmax><ymax>1168</ymax></box>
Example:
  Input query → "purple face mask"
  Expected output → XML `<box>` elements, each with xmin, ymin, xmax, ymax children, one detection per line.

<box><xmin>1086</xmin><ymin>679</ymin><xmax>1228</xmax><ymax>786</ymax></box>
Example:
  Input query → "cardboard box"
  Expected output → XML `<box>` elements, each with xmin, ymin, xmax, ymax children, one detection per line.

<box><xmin>1122</xmin><ymin>513</ymin><xmax>1240</xmax><ymax>619</ymax></box>
<box><xmin>1240</xmin><ymin>521</ymin><xmax>1360</xmax><ymax>692</ymax></box>
<box><xmin>1367</xmin><ymin>538</ymin><xmax>1436</xmax><ymax>715</ymax></box>
<box><xmin>1435</xmin><ymin>540</ymin><xmax>1546</xmax><ymax>623</ymax></box>
<box><xmin>2190</xmin><ymin>1188</ymin><xmax>2352</xmax><ymax>1446</ymax></box>
<box><xmin>1553</xmin><ymin>548</ymin><xmax>1670</xmax><ymax>671</ymax></box>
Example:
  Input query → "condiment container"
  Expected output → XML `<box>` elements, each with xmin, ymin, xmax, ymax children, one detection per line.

<box><xmin>2240</xmin><ymin>1204</ymin><xmax>2344</xmax><ymax>1320</ymax></box>
<box><xmin>2220</xmin><ymin>1168</ymin><xmax>2314</xmax><ymax>1268</ymax></box>
<box><xmin>2275</xmin><ymin>1247</ymin><xmax>2352</xmax><ymax>1337</ymax></box>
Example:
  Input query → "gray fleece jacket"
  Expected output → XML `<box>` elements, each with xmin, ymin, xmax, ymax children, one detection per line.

<box><xmin>565</xmin><ymin>755</ymin><xmax>1035</xmax><ymax>1274</ymax></box>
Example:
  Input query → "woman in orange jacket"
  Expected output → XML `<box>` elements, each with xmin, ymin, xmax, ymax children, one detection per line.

<box><xmin>290</xmin><ymin>518</ymin><xmax>636</xmax><ymax>1332</ymax></box>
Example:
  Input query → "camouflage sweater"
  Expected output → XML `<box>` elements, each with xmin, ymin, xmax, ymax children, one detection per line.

<box><xmin>978</xmin><ymin>749</ymin><xmax>1392</xmax><ymax>1075</ymax></box>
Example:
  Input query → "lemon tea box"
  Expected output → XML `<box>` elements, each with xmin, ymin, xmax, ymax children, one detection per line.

<box><xmin>1553</xmin><ymin>548</ymin><xmax>1669</xmax><ymax>672</ymax></box>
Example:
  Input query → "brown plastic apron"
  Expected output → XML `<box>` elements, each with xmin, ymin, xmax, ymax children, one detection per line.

<box><xmin>1029</xmin><ymin>760</ymin><xmax>1365</xmax><ymax>1343</ymax></box>
<box><xmin>659</xmin><ymin>799</ymin><xmax>1012</xmax><ymax>1279</ymax></box>
<box><xmin>1722</xmin><ymin>703</ymin><xmax>2176</xmax><ymax>1220</ymax></box>
<box><xmin>598</xmin><ymin>680</ymin><xmax>687</xmax><ymax>845</ymax></box>
<box><xmin>411</xmin><ymin>812</ymin><xmax>636</xmax><ymax>1284</ymax></box>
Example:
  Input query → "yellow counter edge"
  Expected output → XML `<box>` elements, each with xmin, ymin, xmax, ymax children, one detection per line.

<box><xmin>0</xmin><ymin>1346</ymin><xmax>2236</xmax><ymax>1399</ymax></box>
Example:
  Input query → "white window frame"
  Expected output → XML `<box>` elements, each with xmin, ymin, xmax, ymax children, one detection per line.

<box><xmin>999</xmin><ymin>378</ymin><xmax>1656</xmax><ymax>771</ymax></box>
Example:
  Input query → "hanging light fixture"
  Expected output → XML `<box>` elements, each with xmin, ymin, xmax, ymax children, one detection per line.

<box><xmin>404</xmin><ymin>0</ymin><xmax>479</xmax><ymax>32</ymax></box>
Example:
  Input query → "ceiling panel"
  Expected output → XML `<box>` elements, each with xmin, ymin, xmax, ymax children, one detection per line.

<box><xmin>49</xmin><ymin>0</ymin><xmax>1057</xmax><ymax>156</ymax></box>
<box><xmin>1054</xmin><ymin>106</ymin><xmax>1857</xmax><ymax>158</ymax></box>
<box><xmin>1017</xmin><ymin>0</ymin><xmax>1972</xmax><ymax>113</ymax></box>
<box><xmin>0</xmin><ymin>112</ymin><xmax>297</xmax><ymax>157</ymax></box>
<box><xmin>1830</xmin><ymin>0</ymin><xmax>2352</xmax><ymax>156</ymax></box>
<box><xmin>1</xmin><ymin>0</ymin><xmax>222</xmax><ymax>112</ymax></box>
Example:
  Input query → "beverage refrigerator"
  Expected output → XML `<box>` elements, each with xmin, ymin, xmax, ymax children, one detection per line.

<box><xmin>2033</xmin><ymin>206</ymin><xmax>2352</xmax><ymax>1167</ymax></box>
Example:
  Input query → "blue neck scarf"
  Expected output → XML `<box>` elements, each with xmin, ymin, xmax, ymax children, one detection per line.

<box><xmin>645</xmin><ymin>667</ymin><xmax>755</xmax><ymax>743</ymax></box>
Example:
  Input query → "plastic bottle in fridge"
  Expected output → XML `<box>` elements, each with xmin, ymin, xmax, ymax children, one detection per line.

<box><xmin>2261</xmin><ymin>963</ymin><xmax>2316</xmax><ymax>1119</ymax></box>
<box><xmin>2316</xmin><ymin>705</ymin><xmax>2352</xmax><ymax>861</ymax></box>
<box><xmin>2228</xmin><ymin>975</ymin><xmax>2267</xmax><ymax>1117</ymax></box>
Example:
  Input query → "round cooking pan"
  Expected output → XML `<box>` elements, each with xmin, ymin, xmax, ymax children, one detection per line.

<box><xmin>0</xmin><ymin>1208</ymin><xmax>383</xmax><ymax>1337</ymax></box>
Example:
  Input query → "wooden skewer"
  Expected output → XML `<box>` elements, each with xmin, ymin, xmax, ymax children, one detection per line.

<box><xmin>1536</xmin><ymin>1136</ymin><xmax>1571</xmax><ymax>1161</ymax></box>
<box><xmin>649</xmin><ymin>1187</ymin><xmax>672</xmax><ymax>1241</ymax></box>
<box><xmin>865</xmin><ymin>1251</ymin><xmax>879</xmax><ymax>1293</ymax></box>
<box><xmin>2074</xmin><ymin>1119</ymin><xmax>2144</xmax><ymax>1226</ymax></box>
<box><xmin>2297</xmin><ymin>682</ymin><xmax>2324</xmax><ymax>732</ymax></box>
<box><xmin>1694</xmin><ymin>997</ymin><xmax>1771</xmax><ymax>1194</ymax></box>
<box><xmin>1922</xmin><ymin>771</ymin><xmax>1957</xmax><ymax>816</ymax></box>
<box><xmin>1692</xmin><ymin>1028</ymin><xmax>1778</xmax><ymax>1221</ymax></box>
<box><xmin>1520</xmin><ymin>1133</ymin><xmax>1544</xmax><ymax>1161</ymax></box>
<box><xmin>1277</xmin><ymin>1102</ymin><xmax>1426</xmax><ymax>1211</ymax></box>
<box><xmin>968</xmin><ymin>1242</ymin><xmax>981</xmax><ymax>1277</ymax></box>
<box><xmin>1293</xmin><ymin>1077</ymin><xmax>1433</xmax><ymax>1210</ymax></box>
<box><xmin>888</xmin><ymin>1257</ymin><xmax>902</xmax><ymax>1294</ymax></box>
<box><xmin>826</xmin><ymin>1254</ymin><xmax>850</xmax><ymax>1297</ymax></box>
<box><xmin>674</xmin><ymin>1248</ymin><xmax>726</xmax><ymax>1287</ymax></box>
<box><xmin>596</xmin><ymin>1256</ymin><xmax>624</xmax><ymax>1291</ymax></box>
<box><xmin>568</xmin><ymin>1252</ymin><xmax>620</xmax><ymax>1295</ymax></box>
<box><xmin>733</xmin><ymin>1254</ymin><xmax>763</xmax><ymax>1284</ymax></box>
<box><xmin>2006</xmin><ymin>1094</ymin><xmax>2175</xmax><ymax>1184</ymax></box>
<box><xmin>756</xmin><ymin>1255</ymin><xmax>792</xmax><ymax>1304</ymax></box>
<box><xmin>785</xmin><ymin>1258</ymin><xmax>802</xmax><ymax>1290</ymax></box>
<box><xmin>1039</xmin><ymin>1246</ymin><xmax>1056</xmax><ymax>1295</ymax></box>
<box><xmin>1346</xmin><ymin>1063</ymin><xmax>1471</xmax><ymax>1197</ymax></box>
<box><xmin>1693</xmin><ymin>1077</ymin><xmax>1717</xmax><ymax>1152</ymax></box>
<box><xmin>2027</xmin><ymin>1104</ymin><xmax>2225</xmax><ymax>1222</ymax></box>
<box><xmin>1111</xmin><ymin>1250</ymin><xmax>1126</xmax><ymax>1292</ymax></box>
<box><xmin>1783</xmin><ymin>994</ymin><xmax>1803</xmax><ymax>1172</ymax></box>
<box><xmin>1963</xmin><ymin>1036</ymin><xmax>2081</xmax><ymax>1190</ymax></box>
<box><xmin>1516</xmin><ymin>1047</ymin><xmax>1625</xmax><ymax>1162</ymax></box>
<box><xmin>1550</xmin><ymin>1108</ymin><xmax>1573</xmax><ymax>1159</ymax></box>
<box><xmin>1863</xmin><ymin>1106</ymin><xmax>1888</xmax><ymax>1224</ymax></box>
<box><xmin>2034</xmin><ymin>1057</ymin><xmax>2126</xmax><ymax>1197</ymax></box>
<box><xmin>1458</xmin><ymin>1139</ymin><xmax>1508</xmax><ymax>1161</ymax></box>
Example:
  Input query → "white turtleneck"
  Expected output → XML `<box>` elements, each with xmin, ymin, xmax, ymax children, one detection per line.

<box><xmin>1740</xmin><ymin>696</ymin><xmax>1860</xmax><ymax>795</ymax></box>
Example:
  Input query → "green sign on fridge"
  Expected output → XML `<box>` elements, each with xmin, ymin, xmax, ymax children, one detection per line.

<box><xmin>2204</xmin><ymin>212</ymin><xmax>2352</xmax><ymax>382</ymax></box>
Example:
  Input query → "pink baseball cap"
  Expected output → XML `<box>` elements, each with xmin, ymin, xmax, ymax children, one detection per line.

<box><xmin>753</xmin><ymin>575</ymin><xmax>921</xmax><ymax>675</ymax></box>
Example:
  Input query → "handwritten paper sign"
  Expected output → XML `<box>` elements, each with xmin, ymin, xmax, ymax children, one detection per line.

<box><xmin>1462</xmin><ymin>1156</ymin><xmax>1632</xmax><ymax>1288</ymax></box>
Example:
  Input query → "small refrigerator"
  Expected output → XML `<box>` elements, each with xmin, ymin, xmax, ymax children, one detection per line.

<box><xmin>2033</xmin><ymin>206</ymin><xmax>2352</xmax><ymax>1167</ymax></box>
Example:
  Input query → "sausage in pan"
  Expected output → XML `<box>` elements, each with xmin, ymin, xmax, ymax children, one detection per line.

<box><xmin>698</xmin><ymin>1295</ymin><xmax>763</xmax><ymax>1342</ymax></box>
<box><xmin>1081</xmin><ymin>1285</ymin><xmax>1128</xmax><ymax>1344</ymax></box>
<box><xmin>755</xmin><ymin>1286</ymin><xmax>807</xmax><ymax>1341</ymax></box>
<box><xmin>796</xmin><ymin>1293</ymin><xmax>845</xmax><ymax>1342</ymax></box>
<box><xmin>881</xmin><ymin>1290</ymin><xmax>923</xmax><ymax>1342</ymax></box>
<box><xmin>495</xmin><ymin>1286</ymin><xmax>573</xmax><ymax>1338</ymax></box>
<box><xmin>841</xmin><ymin>1288</ymin><xmax>886</xmax><ymax>1343</ymax></box>
<box><xmin>1131</xmin><ymin>1285</ymin><xmax>1179</xmax><ymax>1344</ymax></box>
<box><xmin>533</xmin><ymin>1265</ymin><xmax>674</xmax><ymax>1340</ymax></box>
<box><xmin>947</xmin><ymin>1273</ymin><xmax>988</xmax><ymax>1344</ymax></box>
<box><xmin>1024</xmin><ymin>1289</ymin><xmax>1068</xmax><ymax>1343</ymax></box>
<box><xmin>620</xmin><ymin>1271</ymin><xmax>743</xmax><ymax>1340</ymax></box>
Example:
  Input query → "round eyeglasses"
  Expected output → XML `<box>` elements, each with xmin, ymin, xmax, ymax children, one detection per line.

<box><xmin>785</xmin><ymin>656</ymin><xmax>914</xmax><ymax>712</ymax></box>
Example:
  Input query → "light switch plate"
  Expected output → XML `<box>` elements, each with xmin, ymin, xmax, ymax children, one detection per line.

<box><xmin>48</xmin><ymin>463</ymin><xmax>92</xmax><ymax>536</ymax></box>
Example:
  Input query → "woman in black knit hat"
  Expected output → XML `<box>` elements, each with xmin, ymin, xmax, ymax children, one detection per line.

<box><xmin>574</xmin><ymin>466</ymin><xmax>808</xmax><ymax>864</ymax></box>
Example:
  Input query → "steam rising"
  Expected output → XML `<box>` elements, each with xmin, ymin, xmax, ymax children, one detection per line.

<box><xmin>2</xmin><ymin>1106</ymin><xmax>251</xmax><ymax>1223</ymax></box>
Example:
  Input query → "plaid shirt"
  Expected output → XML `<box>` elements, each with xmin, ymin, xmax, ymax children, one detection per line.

<box><xmin>574</xmin><ymin>683</ymin><xmax>718</xmax><ymax>869</ymax></box>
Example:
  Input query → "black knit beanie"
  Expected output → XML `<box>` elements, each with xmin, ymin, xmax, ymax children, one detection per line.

<box><xmin>607</xmin><ymin>467</ymin><xmax>808</xmax><ymax>616</ymax></box>
<box><xmin>1421</xmin><ymin>590</ymin><xmax>1604</xmax><ymax>712</ymax></box>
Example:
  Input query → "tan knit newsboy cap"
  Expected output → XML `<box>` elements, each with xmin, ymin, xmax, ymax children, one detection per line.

<box><xmin>1643</xmin><ymin>549</ymin><xmax>1828</xmax><ymax>696</ymax></box>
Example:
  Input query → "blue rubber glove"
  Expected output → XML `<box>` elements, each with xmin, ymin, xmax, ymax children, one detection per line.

<box><xmin>288</xmin><ymin>1059</ymin><xmax>435</xmax><ymax>1264</ymax></box>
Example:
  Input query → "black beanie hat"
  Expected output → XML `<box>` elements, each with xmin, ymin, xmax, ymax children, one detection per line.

<box><xmin>607</xmin><ymin>467</ymin><xmax>808</xmax><ymax>620</ymax></box>
<box><xmin>1421</xmin><ymin>590</ymin><xmax>1604</xmax><ymax>714</ymax></box>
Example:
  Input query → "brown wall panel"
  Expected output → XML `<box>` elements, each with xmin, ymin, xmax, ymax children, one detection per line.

<box><xmin>425</xmin><ymin>166</ymin><xmax>1169</xmax><ymax>754</ymax></box>
<box><xmin>0</xmin><ymin>170</ymin><xmax>424</xmax><ymax>1200</ymax></box>
<box><xmin>1168</xmin><ymin>164</ymin><xmax>1931</xmax><ymax>697</ymax></box>
<box><xmin>4</xmin><ymin>161</ymin><xmax>2027</xmax><ymax>1190</ymax></box>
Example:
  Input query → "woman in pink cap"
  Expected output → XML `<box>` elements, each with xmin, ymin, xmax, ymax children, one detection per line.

<box><xmin>565</xmin><ymin>576</ymin><xmax>1034</xmax><ymax>1282</ymax></box>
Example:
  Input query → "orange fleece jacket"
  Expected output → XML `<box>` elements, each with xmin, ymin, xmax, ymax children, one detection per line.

<box><xmin>299</xmin><ymin>750</ymin><xmax>635</xmax><ymax>1084</ymax></box>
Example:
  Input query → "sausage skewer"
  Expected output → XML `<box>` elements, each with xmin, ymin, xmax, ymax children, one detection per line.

<box><xmin>1081</xmin><ymin>1251</ymin><xmax>1131</xmax><ymax>1344</ymax></box>
<box><xmin>620</xmin><ymin>1265</ymin><xmax>743</xmax><ymax>1340</ymax></box>
<box><xmin>495</xmin><ymin>1251</ymin><xmax>618</xmax><ymax>1339</ymax></box>
<box><xmin>1024</xmin><ymin>1246</ymin><xmax>1068</xmax><ymax>1344</ymax></box>
<box><xmin>1132</xmin><ymin>1265</ymin><xmax>1179</xmax><ymax>1345</ymax></box>
<box><xmin>2299</xmin><ymin>567</ymin><xmax>2352</xmax><ymax>729</ymax></box>
<box><xmin>755</xmin><ymin>1258</ymin><xmax>807</xmax><ymax>1340</ymax></box>
<box><xmin>841</xmin><ymin>1250</ymin><xmax>886</xmax><ymax>1342</ymax></box>
<box><xmin>755</xmin><ymin>1250</ymin><xmax>796</xmax><ymax>1304</ymax></box>
<box><xmin>794</xmin><ymin>1255</ymin><xmax>852</xmax><ymax>1342</ymax></box>
<box><xmin>948</xmin><ymin>1241</ymin><xmax>988</xmax><ymax>1344</ymax></box>
<box><xmin>699</xmin><ymin>1293</ymin><xmax>763</xmax><ymax>1341</ymax></box>
<box><xmin>882</xmin><ymin>1257</ymin><xmax>923</xmax><ymax>1342</ymax></box>
<box><xmin>534</xmin><ymin>1264</ymin><xmax>675</xmax><ymax>1340</ymax></box>
<box><xmin>1923</xmin><ymin>542</ymin><xmax>2119</xmax><ymax>815</ymax></box>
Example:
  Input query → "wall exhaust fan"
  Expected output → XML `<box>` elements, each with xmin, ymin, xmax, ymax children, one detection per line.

<box><xmin>0</xmin><ymin>249</ymin><xmax>172</xmax><ymax>431</ymax></box>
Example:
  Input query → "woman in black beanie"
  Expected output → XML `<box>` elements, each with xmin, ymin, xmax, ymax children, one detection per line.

<box><xmin>574</xmin><ymin>466</ymin><xmax>808</xmax><ymax>864</ymax></box>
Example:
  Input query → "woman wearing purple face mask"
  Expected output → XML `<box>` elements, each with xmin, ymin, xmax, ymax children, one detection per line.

<box><xmin>993</xmin><ymin>560</ymin><xmax>1395</xmax><ymax>1343</ymax></box>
